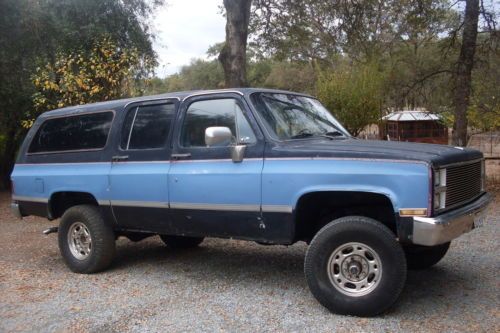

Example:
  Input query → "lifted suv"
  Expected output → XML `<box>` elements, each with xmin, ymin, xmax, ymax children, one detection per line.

<box><xmin>11</xmin><ymin>88</ymin><xmax>492</xmax><ymax>316</ymax></box>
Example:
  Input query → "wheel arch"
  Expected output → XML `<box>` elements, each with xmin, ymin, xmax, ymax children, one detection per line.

<box><xmin>48</xmin><ymin>191</ymin><xmax>100</xmax><ymax>219</ymax></box>
<box><xmin>292</xmin><ymin>189</ymin><xmax>398</xmax><ymax>242</ymax></box>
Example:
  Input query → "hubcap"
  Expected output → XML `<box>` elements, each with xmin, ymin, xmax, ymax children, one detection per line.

<box><xmin>67</xmin><ymin>222</ymin><xmax>92</xmax><ymax>260</ymax></box>
<box><xmin>327</xmin><ymin>242</ymin><xmax>382</xmax><ymax>297</ymax></box>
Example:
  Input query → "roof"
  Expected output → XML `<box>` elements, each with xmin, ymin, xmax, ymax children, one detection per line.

<box><xmin>382</xmin><ymin>110</ymin><xmax>441</xmax><ymax>122</ymax></box>
<box><xmin>40</xmin><ymin>88</ymin><xmax>313</xmax><ymax>118</ymax></box>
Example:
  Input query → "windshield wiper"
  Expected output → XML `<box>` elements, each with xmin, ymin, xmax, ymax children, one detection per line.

<box><xmin>290</xmin><ymin>131</ymin><xmax>315</xmax><ymax>139</ymax></box>
<box><xmin>324</xmin><ymin>130</ymin><xmax>344</xmax><ymax>137</ymax></box>
<box><xmin>290</xmin><ymin>130</ymin><xmax>345</xmax><ymax>140</ymax></box>
<box><xmin>315</xmin><ymin>130</ymin><xmax>344</xmax><ymax>140</ymax></box>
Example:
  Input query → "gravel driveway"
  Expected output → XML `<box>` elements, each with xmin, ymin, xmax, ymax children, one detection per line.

<box><xmin>0</xmin><ymin>190</ymin><xmax>499</xmax><ymax>332</ymax></box>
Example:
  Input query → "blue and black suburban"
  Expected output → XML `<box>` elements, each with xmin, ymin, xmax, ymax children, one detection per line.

<box><xmin>10</xmin><ymin>88</ymin><xmax>492</xmax><ymax>316</ymax></box>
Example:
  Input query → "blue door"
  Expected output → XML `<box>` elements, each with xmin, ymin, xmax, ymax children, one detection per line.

<box><xmin>168</xmin><ymin>93</ymin><xmax>266</xmax><ymax>239</ymax></box>
<box><xmin>109</xmin><ymin>99</ymin><xmax>178</xmax><ymax>232</ymax></box>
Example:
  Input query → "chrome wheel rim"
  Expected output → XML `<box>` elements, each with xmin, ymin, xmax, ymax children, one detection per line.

<box><xmin>327</xmin><ymin>242</ymin><xmax>382</xmax><ymax>297</ymax></box>
<box><xmin>67</xmin><ymin>222</ymin><xmax>92</xmax><ymax>260</ymax></box>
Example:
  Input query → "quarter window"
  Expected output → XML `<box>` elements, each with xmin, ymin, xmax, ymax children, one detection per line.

<box><xmin>121</xmin><ymin>103</ymin><xmax>176</xmax><ymax>150</ymax></box>
<box><xmin>181</xmin><ymin>99</ymin><xmax>256</xmax><ymax>147</ymax></box>
<box><xmin>28</xmin><ymin>111</ymin><xmax>114</xmax><ymax>153</ymax></box>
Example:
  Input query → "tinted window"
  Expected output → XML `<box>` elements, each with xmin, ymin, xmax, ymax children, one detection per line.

<box><xmin>181</xmin><ymin>99</ymin><xmax>256</xmax><ymax>147</ymax></box>
<box><xmin>29</xmin><ymin>112</ymin><xmax>113</xmax><ymax>153</ymax></box>
<box><xmin>121</xmin><ymin>103</ymin><xmax>175</xmax><ymax>150</ymax></box>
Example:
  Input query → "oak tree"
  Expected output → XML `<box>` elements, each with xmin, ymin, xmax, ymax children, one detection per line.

<box><xmin>219</xmin><ymin>0</ymin><xmax>253</xmax><ymax>87</ymax></box>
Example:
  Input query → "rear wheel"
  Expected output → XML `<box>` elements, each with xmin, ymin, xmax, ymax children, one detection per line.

<box><xmin>58</xmin><ymin>205</ymin><xmax>115</xmax><ymax>274</ymax></box>
<box><xmin>160</xmin><ymin>235</ymin><xmax>204</xmax><ymax>248</ymax></box>
<box><xmin>304</xmin><ymin>216</ymin><xmax>406</xmax><ymax>317</ymax></box>
<box><xmin>403</xmin><ymin>242</ymin><xmax>450</xmax><ymax>270</ymax></box>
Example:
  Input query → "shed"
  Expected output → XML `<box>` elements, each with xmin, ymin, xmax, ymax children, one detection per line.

<box><xmin>380</xmin><ymin>109</ymin><xmax>448</xmax><ymax>144</ymax></box>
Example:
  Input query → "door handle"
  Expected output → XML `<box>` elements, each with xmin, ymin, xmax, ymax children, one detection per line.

<box><xmin>112</xmin><ymin>155</ymin><xmax>129</xmax><ymax>162</ymax></box>
<box><xmin>171</xmin><ymin>153</ymin><xmax>191</xmax><ymax>160</ymax></box>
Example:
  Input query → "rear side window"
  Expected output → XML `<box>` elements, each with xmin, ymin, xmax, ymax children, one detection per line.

<box><xmin>121</xmin><ymin>103</ymin><xmax>176</xmax><ymax>150</ymax></box>
<box><xmin>28</xmin><ymin>112</ymin><xmax>114</xmax><ymax>153</ymax></box>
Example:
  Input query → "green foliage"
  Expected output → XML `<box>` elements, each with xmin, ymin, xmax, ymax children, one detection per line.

<box><xmin>144</xmin><ymin>59</ymin><xmax>225</xmax><ymax>94</ymax></box>
<box><xmin>468</xmin><ymin>51</ymin><xmax>500</xmax><ymax>131</ymax></box>
<box><xmin>1</xmin><ymin>0</ymin><xmax>498</xmax><ymax>190</ymax></box>
<box><xmin>383</xmin><ymin>38</ymin><xmax>456</xmax><ymax>111</ymax></box>
<box><xmin>32</xmin><ymin>38</ymin><xmax>154</xmax><ymax>117</ymax></box>
<box><xmin>0</xmin><ymin>0</ymin><xmax>163</xmax><ymax>188</ymax></box>
<box><xmin>316</xmin><ymin>63</ymin><xmax>385</xmax><ymax>136</ymax></box>
<box><xmin>175</xmin><ymin>59</ymin><xmax>225</xmax><ymax>90</ymax></box>
<box><xmin>145</xmin><ymin>57</ymin><xmax>318</xmax><ymax>95</ymax></box>
<box><xmin>251</xmin><ymin>0</ymin><xmax>456</xmax><ymax>62</ymax></box>
<box><xmin>260</xmin><ymin>61</ymin><xmax>317</xmax><ymax>93</ymax></box>
<box><xmin>249</xmin><ymin>0</ymin><xmax>472</xmax><ymax>118</ymax></box>
<box><xmin>40</xmin><ymin>0</ymin><xmax>162</xmax><ymax>60</ymax></box>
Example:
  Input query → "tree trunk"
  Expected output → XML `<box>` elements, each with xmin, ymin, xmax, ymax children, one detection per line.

<box><xmin>219</xmin><ymin>0</ymin><xmax>252</xmax><ymax>88</ymax></box>
<box><xmin>452</xmin><ymin>0</ymin><xmax>480</xmax><ymax>146</ymax></box>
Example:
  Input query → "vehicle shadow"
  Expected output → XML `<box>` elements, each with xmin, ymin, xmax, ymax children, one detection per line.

<box><xmin>108</xmin><ymin>236</ymin><xmax>488</xmax><ymax>315</ymax></box>
<box><xmin>110</xmin><ymin>237</ymin><xmax>309</xmax><ymax>290</ymax></box>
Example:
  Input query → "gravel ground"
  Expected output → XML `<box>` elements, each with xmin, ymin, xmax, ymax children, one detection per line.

<box><xmin>0</xmin><ymin>190</ymin><xmax>499</xmax><ymax>333</ymax></box>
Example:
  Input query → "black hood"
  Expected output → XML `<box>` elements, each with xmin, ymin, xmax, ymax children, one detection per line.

<box><xmin>268</xmin><ymin>138</ymin><xmax>483</xmax><ymax>167</ymax></box>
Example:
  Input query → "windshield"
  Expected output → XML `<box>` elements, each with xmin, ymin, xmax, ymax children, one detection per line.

<box><xmin>250</xmin><ymin>93</ymin><xmax>351</xmax><ymax>140</ymax></box>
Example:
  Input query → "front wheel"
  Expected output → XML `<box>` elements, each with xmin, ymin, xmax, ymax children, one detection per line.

<box><xmin>304</xmin><ymin>216</ymin><xmax>407</xmax><ymax>317</ymax></box>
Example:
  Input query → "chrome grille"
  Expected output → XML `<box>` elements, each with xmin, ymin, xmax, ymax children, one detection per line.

<box><xmin>445</xmin><ymin>160</ymin><xmax>482</xmax><ymax>209</ymax></box>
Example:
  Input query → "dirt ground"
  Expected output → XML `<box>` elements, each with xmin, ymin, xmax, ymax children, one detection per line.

<box><xmin>0</xmin><ymin>189</ymin><xmax>499</xmax><ymax>333</ymax></box>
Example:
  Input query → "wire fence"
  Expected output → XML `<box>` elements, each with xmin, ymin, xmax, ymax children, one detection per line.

<box><xmin>468</xmin><ymin>131</ymin><xmax>500</xmax><ymax>159</ymax></box>
<box><xmin>468</xmin><ymin>131</ymin><xmax>500</xmax><ymax>182</ymax></box>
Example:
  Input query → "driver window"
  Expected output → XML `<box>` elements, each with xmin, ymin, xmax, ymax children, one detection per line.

<box><xmin>181</xmin><ymin>98</ymin><xmax>256</xmax><ymax>147</ymax></box>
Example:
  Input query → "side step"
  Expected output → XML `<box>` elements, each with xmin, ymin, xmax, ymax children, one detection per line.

<box><xmin>43</xmin><ymin>227</ymin><xmax>58</xmax><ymax>235</ymax></box>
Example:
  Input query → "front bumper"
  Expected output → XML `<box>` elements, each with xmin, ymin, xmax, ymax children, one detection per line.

<box><xmin>11</xmin><ymin>202</ymin><xmax>22</xmax><ymax>219</ymax></box>
<box><xmin>412</xmin><ymin>193</ymin><xmax>493</xmax><ymax>246</ymax></box>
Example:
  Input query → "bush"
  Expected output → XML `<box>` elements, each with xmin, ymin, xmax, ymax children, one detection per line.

<box><xmin>317</xmin><ymin>63</ymin><xmax>385</xmax><ymax>136</ymax></box>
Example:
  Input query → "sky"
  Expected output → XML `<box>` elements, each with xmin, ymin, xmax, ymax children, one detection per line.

<box><xmin>152</xmin><ymin>0</ymin><xmax>226</xmax><ymax>78</ymax></box>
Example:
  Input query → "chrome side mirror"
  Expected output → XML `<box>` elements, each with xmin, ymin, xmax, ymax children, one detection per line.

<box><xmin>230</xmin><ymin>144</ymin><xmax>246</xmax><ymax>163</ymax></box>
<box><xmin>205</xmin><ymin>127</ymin><xmax>232</xmax><ymax>147</ymax></box>
<box><xmin>204</xmin><ymin>126</ymin><xmax>246</xmax><ymax>163</ymax></box>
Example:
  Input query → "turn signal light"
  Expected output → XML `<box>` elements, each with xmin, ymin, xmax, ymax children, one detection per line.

<box><xmin>399</xmin><ymin>208</ymin><xmax>428</xmax><ymax>217</ymax></box>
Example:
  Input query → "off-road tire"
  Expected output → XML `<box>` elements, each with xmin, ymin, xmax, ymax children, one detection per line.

<box><xmin>58</xmin><ymin>205</ymin><xmax>115</xmax><ymax>274</ymax></box>
<box><xmin>160</xmin><ymin>235</ymin><xmax>204</xmax><ymax>248</ymax></box>
<box><xmin>403</xmin><ymin>242</ymin><xmax>450</xmax><ymax>270</ymax></box>
<box><xmin>304</xmin><ymin>216</ymin><xmax>407</xmax><ymax>317</ymax></box>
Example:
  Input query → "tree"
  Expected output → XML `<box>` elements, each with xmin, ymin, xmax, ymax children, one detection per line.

<box><xmin>0</xmin><ymin>0</ymin><xmax>162</xmax><ymax>188</ymax></box>
<box><xmin>250</xmin><ymin>0</ymin><xmax>454</xmax><ymax>63</ymax></box>
<box><xmin>467</xmin><ymin>46</ymin><xmax>500</xmax><ymax>131</ymax></box>
<box><xmin>316</xmin><ymin>62</ymin><xmax>385</xmax><ymax>136</ymax></box>
<box><xmin>219</xmin><ymin>0</ymin><xmax>253</xmax><ymax>87</ymax></box>
<box><xmin>384</xmin><ymin>38</ymin><xmax>455</xmax><ymax>110</ymax></box>
<box><xmin>452</xmin><ymin>0</ymin><xmax>480</xmax><ymax>146</ymax></box>
<box><xmin>144</xmin><ymin>58</ymin><xmax>225</xmax><ymax>94</ymax></box>
<box><xmin>261</xmin><ymin>61</ymin><xmax>316</xmax><ymax>93</ymax></box>
<box><xmin>250</xmin><ymin>0</ymin><xmax>499</xmax><ymax>144</ymax></box>
<box><xmin>32</xmin><ymin>38</ymin><xmax>154</xmax><ymax>113</ymax></box>
<box><xmin>0</xmin><ymin>0</ymin><xmax>44</xmax><ymax>189</ymax></box>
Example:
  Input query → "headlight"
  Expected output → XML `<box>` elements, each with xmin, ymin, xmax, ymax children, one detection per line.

<box><xmin>434</xmin><ymin>170</ymin><xmax>440</xmax><ymax>186</ymax></box>
<box><xmin>433</xmin><ymin>168</ymin><xmax>446</xmax><ymax>210</ymax></box>
<box><xmin>434</xmin><ymin>169</ymin><xmax>446</xmax><ymax>187</ymax></box>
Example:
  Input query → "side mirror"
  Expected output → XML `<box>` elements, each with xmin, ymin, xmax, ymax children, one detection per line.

<box><xmin>205</xmin><ymin>126</ymin><xmax>246</xmax><ymax>163</ymax></box>
<box><xmin>205</xmin><ymin>127</ymin><xmax>232</xmax><ymax>147</ymax></box>
<box><xmin>230</xmin><ymin>144</ymin><xmax>246</xmax><ymax>163</ymax></box>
